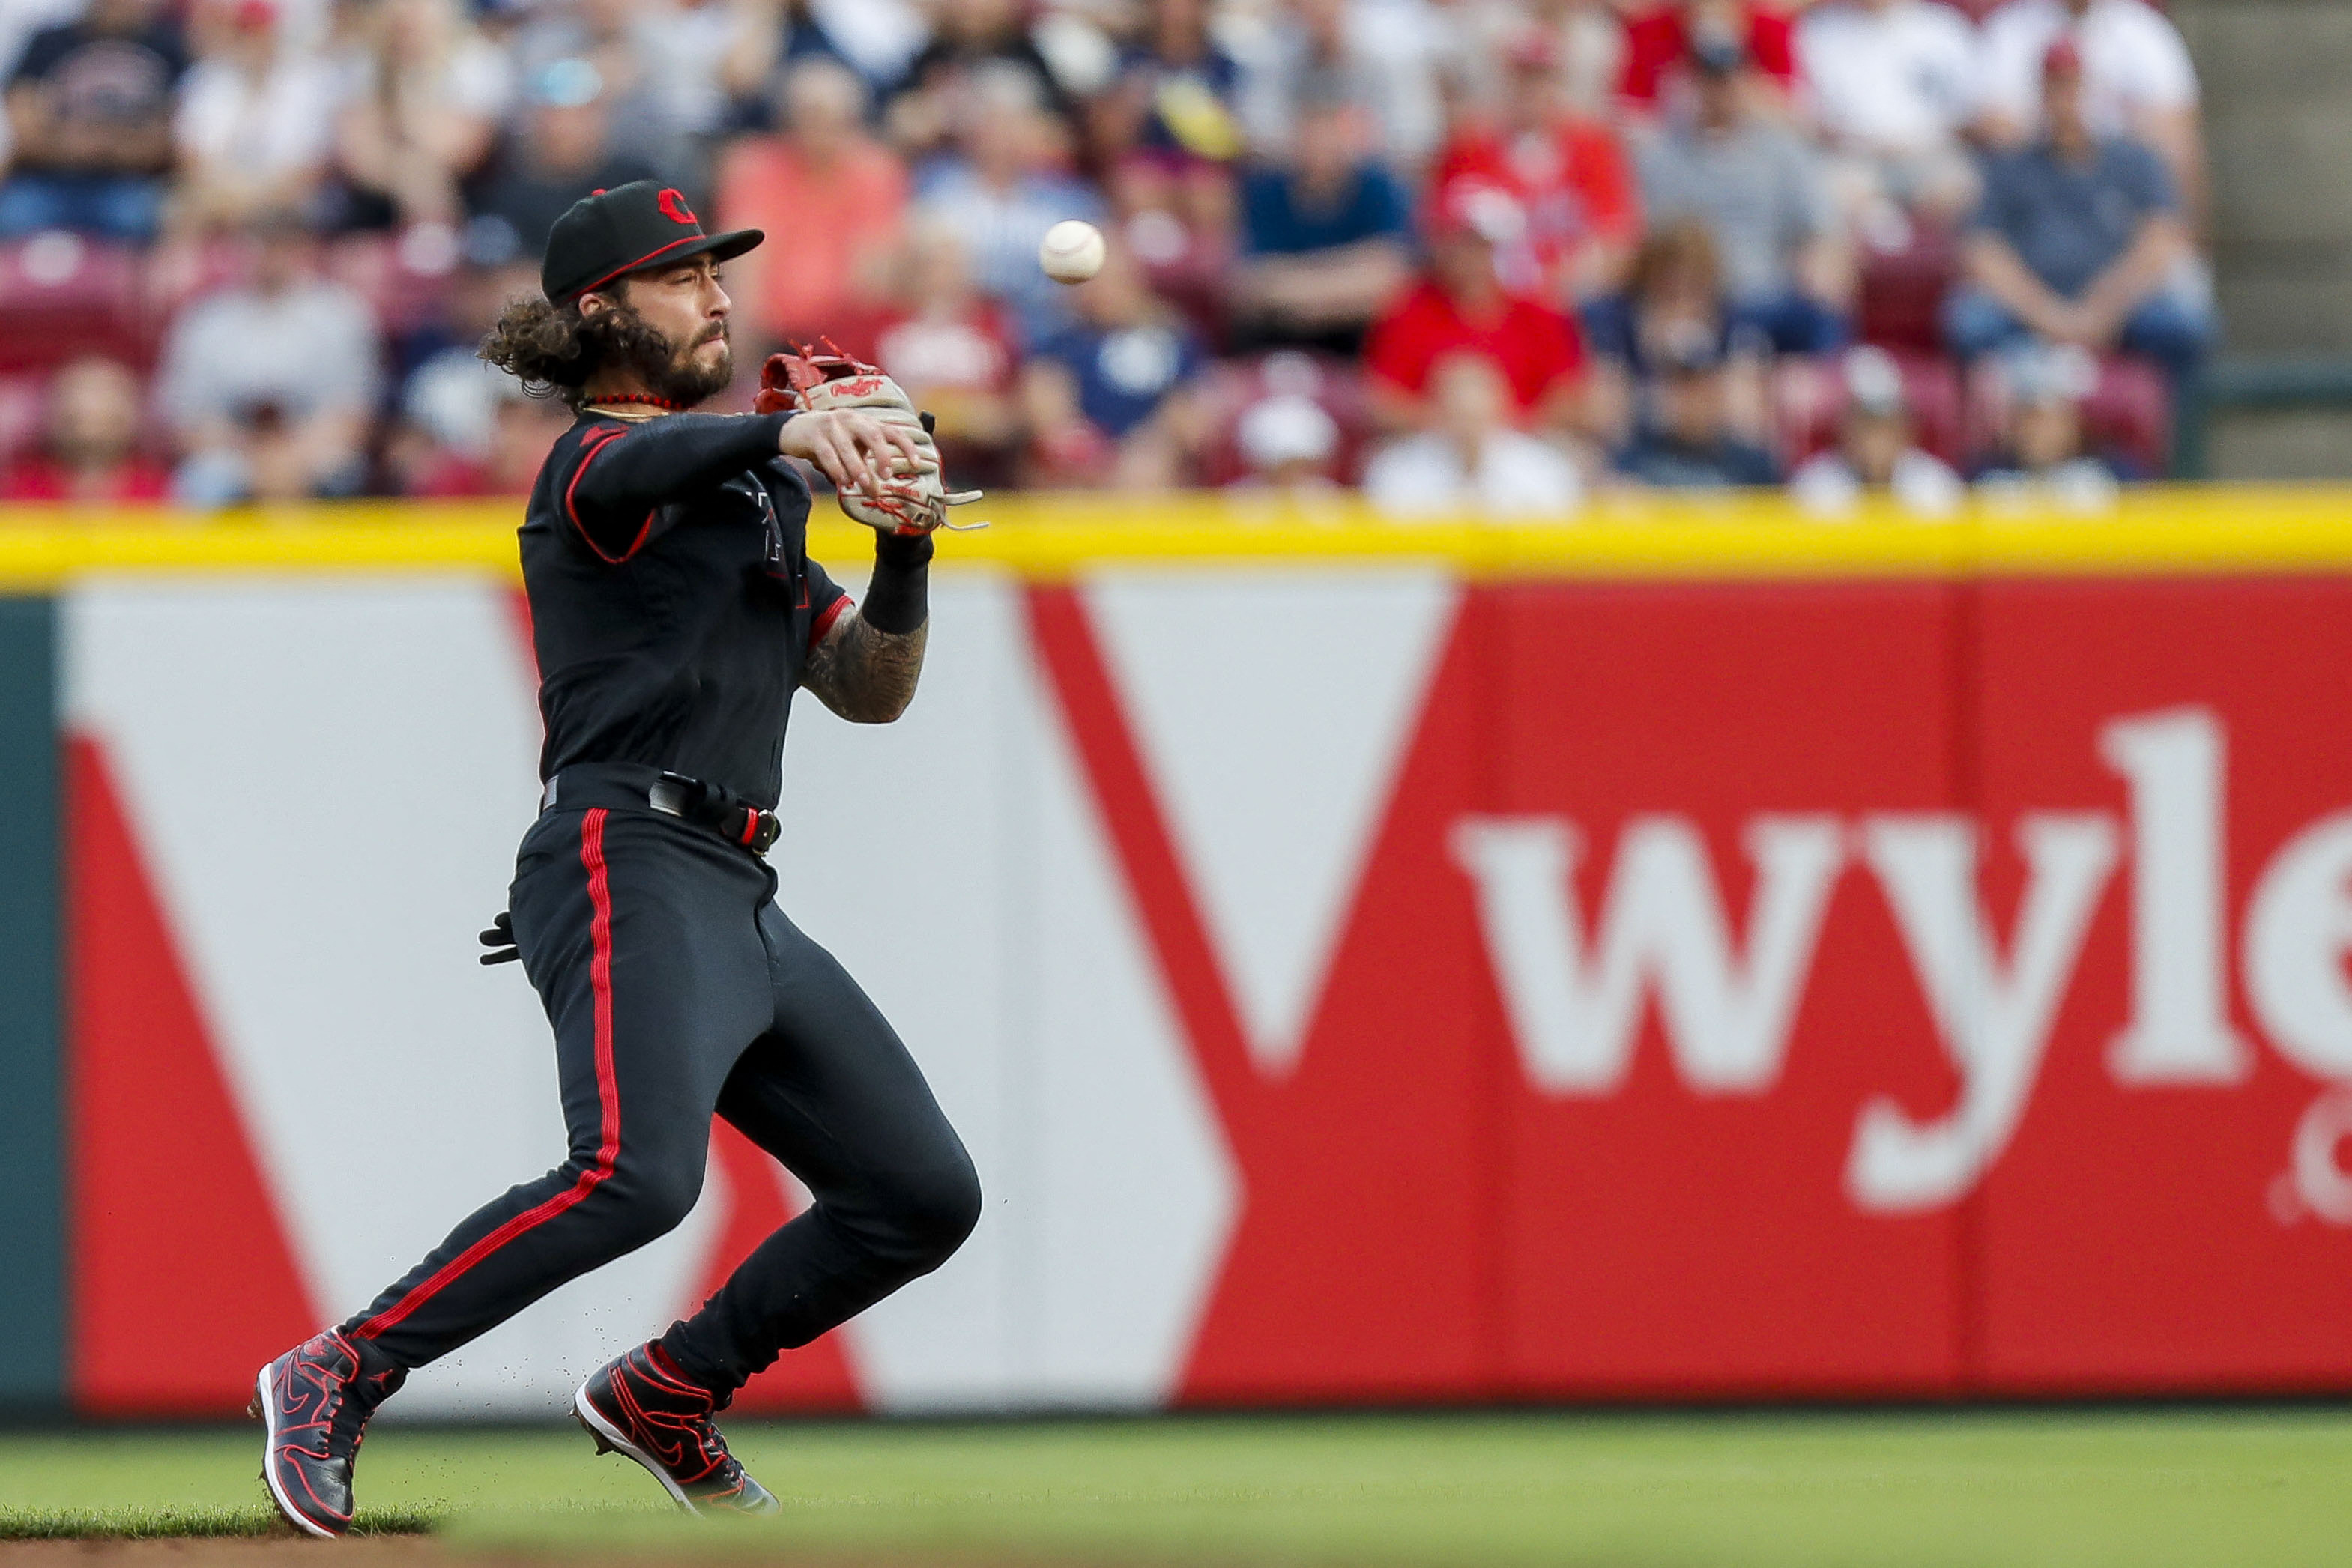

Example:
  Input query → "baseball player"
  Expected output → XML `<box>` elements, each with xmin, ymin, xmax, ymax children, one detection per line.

<box><xmin>250</xmin><ymin>181</ymin><xmax>983</xmax><ymax>1536</ymax></box>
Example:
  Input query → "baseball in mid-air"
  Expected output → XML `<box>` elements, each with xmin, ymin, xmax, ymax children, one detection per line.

<box><xmin>1039</xmin><ymin>220</ymin><xmax>1107</xmax><ymax>284</ymax></box>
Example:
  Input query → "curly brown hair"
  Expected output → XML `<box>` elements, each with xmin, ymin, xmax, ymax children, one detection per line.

<box><xmin>477</xmin><ymin>291</ymin><xmax>690</xmax><ymax>410</ymax></box>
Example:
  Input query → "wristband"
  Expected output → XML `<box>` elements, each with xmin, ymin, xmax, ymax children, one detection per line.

<box><xmin>862</xmin><ymin>530</ymin><xmax>932</xmax><ymax>634</ymax></box>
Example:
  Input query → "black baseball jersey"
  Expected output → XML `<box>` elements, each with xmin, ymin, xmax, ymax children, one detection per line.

<box><xmin>520</xmin><ymin>410</ymin><xmax>850</xmax><ymax>811</ymax></box>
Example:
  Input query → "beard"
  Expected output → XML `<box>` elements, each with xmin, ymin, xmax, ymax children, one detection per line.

<box><xmin>596</xmin><ymin>305</ymin><xmax>734</xmax><ymax>407</ymax></box>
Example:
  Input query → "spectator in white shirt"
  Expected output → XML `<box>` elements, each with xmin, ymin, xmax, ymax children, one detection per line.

<box><xmin>1975</xmin><ymin>0</ymin><xmax>2203</xmax><ymax>219</ymax></box>
<box><xmin>157</xmin><ymin>211</ymin><xmax>381</xmax><ymax>502</ymax></box>
<box><xmin>172</xmin><ymin>0</ymin><xmax>338</xmax><ymax>233</ymax></box>
<box><xmin>1231</xmin><ymin>391</ymin><xmax>1344</xmax><ymax>495</ymax></box>
<box><xmin>1365</xmin><ymin>351</ymin><xmax>1584</xmax><ymax>515</ymax></box>
<box><xmin>1789</xmin><ymin>345</ymin><xmax>1963</xmax><ymax>516</ymax></box>
<box><xmin>1795</xmin><ymin>0</ymin><xmax>1979</xmax><ymax>234</ymax></box>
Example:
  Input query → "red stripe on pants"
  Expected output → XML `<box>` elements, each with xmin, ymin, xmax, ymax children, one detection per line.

<box><xmin>354</xmin><ymin>808</ymin><xmax>623</xmax><ymax>1340</ymax></box>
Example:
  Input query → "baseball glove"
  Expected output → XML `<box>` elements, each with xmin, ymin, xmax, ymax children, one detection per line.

<box><xmin>756</xmin><ymin>343</ymin><xmax>983</xmax><ymax>535</ymax></box>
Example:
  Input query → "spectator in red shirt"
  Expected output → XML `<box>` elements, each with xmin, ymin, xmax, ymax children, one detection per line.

<box><xmin>1364</xmin><ymin>178</ymin><xmax>1589</xmax><ymax>436</ymax></box>
<box><xmin>718</xmin><ymin>58</ymin><xmax>909</xmax><ymax>354</ymax></box>
<box><xmin>1432</xmin><ymin>28</ymin><xmax>1641</xmax><ymax>305</ymax></box>
<box><xmin>1619</xmin><ymin>0</ymin><xmax>1796</xmax><ymax>112</ymax></box>
<box><xmin>0</xmin><ymin>357</ymin><xmax>170</xmax><ymax>503</ymax></box>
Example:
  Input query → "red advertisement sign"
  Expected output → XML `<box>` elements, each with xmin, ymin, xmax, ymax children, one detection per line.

<box><xmin>1036</xmin><ymin>575</ymin><xmax>2352</xmax><ymax>1400</ymax></box>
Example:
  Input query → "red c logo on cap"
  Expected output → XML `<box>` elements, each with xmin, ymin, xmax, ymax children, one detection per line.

<box><xmin>658</xmin><ymin>188</ymin><xmax>697</xmax><ymax>225</ymax></box>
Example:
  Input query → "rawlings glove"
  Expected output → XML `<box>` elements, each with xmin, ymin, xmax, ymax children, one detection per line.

<box><xmin>756</xmin><ymin>343</ymin><xmax>983</xmax><ymax>536</ymax></box>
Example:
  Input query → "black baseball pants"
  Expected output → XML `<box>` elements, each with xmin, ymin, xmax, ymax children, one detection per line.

<box><xmin>342</xmin><ymin>795</ymin><xmax>980</xmax><ymax>1395</ymax></box>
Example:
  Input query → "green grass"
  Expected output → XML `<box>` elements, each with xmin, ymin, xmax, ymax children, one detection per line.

<box><xmin>2</xmin><ymin>1409</ymin><xmax>2351</xmax><ymax>1564</ymax></box>
<box><xmin>0</xmin><ymin>1504</ymin><xmax>439</xmax><ymax>1540</ymax></box>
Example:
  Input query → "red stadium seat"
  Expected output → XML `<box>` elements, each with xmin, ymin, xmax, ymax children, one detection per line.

<box><xmin>1124</xmin><ymin>211</ymin><xmax>1233</xmax><ymax>354</ymax></box>
<box><xmin>0</xmin><ymin>371</ymin><xmax>49</xmax><ymax>465</ymax></box>
<box><xmin>325</xmin><ymin>232</ymin><xmax>457</xmax><ymax>337</ymax></box>
<box><xmin>2081</xmin><ymin>354</ymin><xmax>2171</xmax><ymax>477</ymax></box>
<box><xmin>1770</xmin><ymin>355</ymin><xmax>1838</xmax><ymax>465</ymax></box>
<box><xmin>1901</xmin><ymin>354</ymin><xmax>1965</xmax><ymax>465</ymax></box>
<box><xmin>142</xmin><ymin>237</ymin><xmax>250</xmax><ymax>316</ymax></box>
<box><xmin>0</xmin><ymin>234</ymin><xmax>148</xmax><ymax>374</ymax></box>
<box><xmin>1856</xmin><ymin>228</ymin><xmax>1959</xmax><ymax>354</ymax></box>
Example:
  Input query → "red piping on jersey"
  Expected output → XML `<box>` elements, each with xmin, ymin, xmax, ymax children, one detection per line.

<box><xmin>354</xmin><ymin>809</ymin><xmax>623</xmax><ymax>1342</ymax></box>
<box><xmin>808</xmin><ymin>593</ymin><xmax>851</xmax><ymax>653</ymax></box>
<box><xmin>565</xmin><ymin>235</ymin><xmax>708</xmax><ymax>301</ymax></box>
<box><xmin>563</xmin><ymin>426</ymin><xmax>656</xmax><ymax>563</ymax></box>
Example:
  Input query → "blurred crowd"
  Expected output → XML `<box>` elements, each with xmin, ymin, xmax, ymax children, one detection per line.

<box><xmin>0</xmin><ymin>0</ymin><xmax>2213</xmax><ymax>512</ymax></box>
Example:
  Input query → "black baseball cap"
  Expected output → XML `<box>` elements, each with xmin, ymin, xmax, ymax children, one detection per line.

<box><xmin>540</xmin><ymin>180</ymin><xmax>762</xmax><ymax>303</ymax></box>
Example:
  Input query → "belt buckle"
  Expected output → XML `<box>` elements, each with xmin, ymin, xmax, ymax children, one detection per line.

<box><xmin>749</xmin><ymin>811</ymin><xmax>781</xmax><ymax>854</ymax></box>
<box><xmin>648</xmin><ymin>773</ymin><xmax>694</xmax><ymax>818</ymax></box>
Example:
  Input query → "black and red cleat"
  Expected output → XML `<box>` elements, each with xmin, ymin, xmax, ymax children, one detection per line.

<box><xmin>250</xmin><ymin>1329</ymin><xmax>406</xmax><ymax>1538</ymax></box>
<box><xmin>573</xmin><ymin>1343</ymin><xmax>779</xmax><ymax>1516</ymax></box>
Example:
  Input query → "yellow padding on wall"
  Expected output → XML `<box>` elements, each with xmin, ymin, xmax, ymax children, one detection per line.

<box><xmin>0</xmin><ymin>486</ymin><xmax>2345</xmax><ymax>584</ymax></box>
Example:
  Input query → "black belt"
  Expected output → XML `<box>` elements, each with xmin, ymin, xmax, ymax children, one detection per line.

<box><xmin>539</xmin><ymin>763</ymin><xmax>782</xmax><ymax>854</ymax></box>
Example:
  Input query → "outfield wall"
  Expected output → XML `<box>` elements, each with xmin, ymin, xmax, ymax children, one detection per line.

<box><xmin>4</xmin><ymin>491</ymin><xmax>2352</xmax><ymax>1419</ymax></box>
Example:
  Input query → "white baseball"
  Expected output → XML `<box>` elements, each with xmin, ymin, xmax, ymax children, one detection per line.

<box><xmin>1039</xmin><ymin>220</ymin><xmax>1107</xmax><ymax>285</ymax></box>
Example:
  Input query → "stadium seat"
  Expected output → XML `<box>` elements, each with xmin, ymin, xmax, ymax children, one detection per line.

<box><xmin>0</xmin><ymin>371</ymin><xmax>49</xmax><ymax>465</ymax></box>
<box><xmin>326</xmin><ymin>233</ymin><xmax>459</xmax><ymax>337</ymax></box>
<box><xmin>1856</xmin><ymin>228</ymin><xmax>1959</xmax><ymax>355</ymax></box>
<box><xmin>1125</xmin><ymin>211</ymin><xmax>1232</xmax><ymax>354</ymax></box>
<box><xmin>0</xmin><ymin>234</ymin><xmax>148</xmax><ymax>375</ymax></box>
<box><xmin>2082</xmin><ymin>355</ymin><xmax>2172</xmax><ymax>477</ymax></box>
<box><xmin>139</xmin><ymin>237</ymin><xmax>253</xmax><ymax>327</ymax></box>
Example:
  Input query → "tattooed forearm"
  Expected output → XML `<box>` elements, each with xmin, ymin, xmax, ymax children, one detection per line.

<box><xmin>800</xmin><ymin>611</ymin><xmax>927</xmax><ymax>723</ymax></box>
